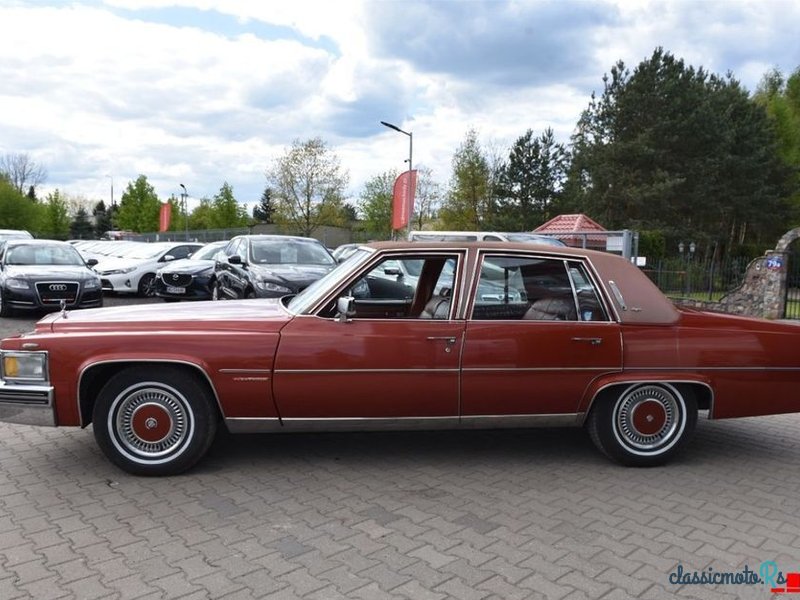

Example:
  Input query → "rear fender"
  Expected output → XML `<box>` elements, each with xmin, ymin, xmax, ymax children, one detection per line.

<box><xmin>580</xmin><ymin>372</ymin><xmax>715</xmax><ymax>424</ymax></box>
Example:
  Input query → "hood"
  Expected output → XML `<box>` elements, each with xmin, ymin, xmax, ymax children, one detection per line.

<box><xmin>93</xmin><ymin>257</ymin><xmax>143</xmax><ymax>272</ymax></box>
<box><xmin>250</xmin><ymin>263</ymin><xmax>334</xmax><ymax>290</ymax></box>
<box><xmin>5</xmin><ymin>265</ymin><xmax>96</xmax><ymax>280</ymax></box>
<box><xmin>159</xmin><ymin>258</ymin><xmax>213</xmax><ymax>275</ymax></box>
<box><xmin>36</xmin><ymin>297</ymin><xmax>292</xmax><ymax>334</ymax></box>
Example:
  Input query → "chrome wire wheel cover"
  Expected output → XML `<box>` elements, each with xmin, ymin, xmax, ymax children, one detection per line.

<box><xmin>109</xmin><ymin>384</ymin><xmax>194</xmax><ymax>464</ymax></box>
<box><xmin>612</xmin><ymin>384</ymin><xmax>684</xmax><ymax>455</ymax></box>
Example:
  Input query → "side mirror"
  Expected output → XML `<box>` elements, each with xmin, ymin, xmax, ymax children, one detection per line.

<box><xmin>87</xmin><ymin>258</ymin><xmax>98</xmax><ymax>267</ymax></box>
<box><xmin>228</xmin><ymin>255</ymin><xmax>242</xmax><ymax>265</ymax></box>
<box><xmin>336</xmin><ymin>296</ymin><xmax>355</xmax><ymax>323</ymax></box>
<box><xmin>161</xmin><ymin>254</ymin><xmax>175</xmax><ymax>262</ymax></box>
<box><xmin>383</xmin><ymin>267</ymin><xmax>402</xmax><ymax>277</ymax></box>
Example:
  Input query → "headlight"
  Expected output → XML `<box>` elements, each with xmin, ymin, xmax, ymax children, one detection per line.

<box><xmin>84</xmin><ymin>278</ymin><xmax>101</xmax><ymax>290</ymax></box>
<box><xmin>6</xmin><ymin>278</ymin><xmax>30</xmax><ymax>290</ymax></box>
<box><xmin>1</xmin><ymin>351</ymin><xmax>48</xmax><ymax>382</ymax></box>
<box><xmin>100</xmin><ymin>266</ymin><xmax>136</xmax><ymax>275</ymax></box>
<box><xmin>255</xmin><ymin>280</ymin><xmax>291</xmax><ymax>293</ymax></box>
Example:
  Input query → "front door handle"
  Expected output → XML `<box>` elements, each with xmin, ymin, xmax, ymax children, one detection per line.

<box><xmin>571</xmin><ymin>337</ymin><xmax>603</xmax><ymax>346</ymax></box>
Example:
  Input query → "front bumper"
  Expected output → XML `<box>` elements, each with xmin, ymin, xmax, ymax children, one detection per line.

<box><xmin>0</xmin><ymin>382</ymin><xmax>57</xmax><ymax>426</ymax></box>
<box><xmin>2</xmin><ymin>286</ymin><xmax>103</xmax><ymax>311</ymax></box>
<box><xmin>99</xmin><ymin>272</ymin><xmax>140</xmax><ymax>294</ymax></box>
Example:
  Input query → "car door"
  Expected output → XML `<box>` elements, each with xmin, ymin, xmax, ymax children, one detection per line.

<box><xmin>461</xmin><ymin>253</ymin><xmax>622</xmax><ymax>418</ymax></box>
<box><xmin>272</xmin><ymin>253</ymin><xmax>466</xmax><ymax>420</ymax></box>
<box><xmin>219</xmin><ymin>238</ymin><xmax>249</xmax><ymax>298</ymax></box>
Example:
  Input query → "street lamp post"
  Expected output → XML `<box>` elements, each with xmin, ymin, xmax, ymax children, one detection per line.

<box><xmin>106</xmin><ymin>175</ymin><xmax>114</xmax><ymax>232</ymax></box>
<box><xmin>179</xmin><ymin>183</ymin><xmax>189</xmax><ymax>241</ymax></box>
<box><xmin>679</xmin><ymin>241</ymin><xmax>696</xmax><ymax>297</ymax></box>
<box><xmin>380</xmin><ymin>120</ymin><xmax>413</xmax><ymax>239</ymax></box>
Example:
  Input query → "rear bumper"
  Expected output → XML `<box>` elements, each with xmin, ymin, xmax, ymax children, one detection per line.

<box><xmin>0</xmin><ymin>382</ymin><xmax>57</xmax><ymax>426</ymax></box>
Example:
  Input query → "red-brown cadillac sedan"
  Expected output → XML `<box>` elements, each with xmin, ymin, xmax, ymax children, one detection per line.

<box><xmin>1</xmin><ymin>242</ymin><xmax>798</xmax><ymax>475</ymax></box>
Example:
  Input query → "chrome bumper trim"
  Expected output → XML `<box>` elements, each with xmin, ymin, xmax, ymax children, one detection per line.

<box><xmin>0</xmin><ymin>383</ymin><xmax>57</xmax><ymax>426</ymax></box>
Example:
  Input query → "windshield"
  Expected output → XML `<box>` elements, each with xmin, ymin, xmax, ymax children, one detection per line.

<box><xmin>288</xmin><ymin>248</ymin><xmax>373</xmax><ymax>313</ymax></box>
<box><xmin>191</xmin><ymin>242</ymin><xmax>226</xmax><ymax>261</ymax></box>
<box><xmin>118</xmin><ymin>244</ymin><xmax>169</xmax><ymax>260</ymax></box>
<box><xmin>249</xmin><ymin>239</ymin><xmax>335</xmax><ymax>266</ymax></box>
<box><xmin>6</xmin><ymin>244</ymin><xmax>85</xmax><ymax>266</ymax></box>
<box><xmin>504</xmin><ymin>233</ymin><xmax>565</xmax><ymax>246</ymax></box>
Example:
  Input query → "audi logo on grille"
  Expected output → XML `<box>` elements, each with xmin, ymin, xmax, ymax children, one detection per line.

<box><xmin>49</xmin><ymin>284</ymin><xmax>68</xmax><ymax>291</ymax></box>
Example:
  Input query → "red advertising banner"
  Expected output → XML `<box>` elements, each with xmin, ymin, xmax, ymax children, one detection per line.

<box><xmin>392</xmin><ymin>169</ymin><xmax>417</xmax><ymax>230</ymax></box>
<box><xmin>158</xmin><ymin>202</ymin><xmax>171</xmax><ymax>232</ymax></box>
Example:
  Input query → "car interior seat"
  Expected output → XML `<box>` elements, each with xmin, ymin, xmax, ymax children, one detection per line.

<box><xmin>523</xmin><ymin>297</ymin><xmax>577</xmax><ymax>320</ymax></box>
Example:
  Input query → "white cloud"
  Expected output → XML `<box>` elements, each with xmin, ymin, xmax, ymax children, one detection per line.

<box><xmin>0</xmin><ymin>0</ymin><xmax>797</xmax><ymax>219</ymax></box>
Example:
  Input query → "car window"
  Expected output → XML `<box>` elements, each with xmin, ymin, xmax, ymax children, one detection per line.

<box><xmin>316</xmin><ymin>254</ymin><xmax>459</xmax><ymax>320</ymax></box>
<box><xmin>471</xmin><ymin>255</ymin><xmax>571</xmax><ymax>320</ymax></box>
<box><xmin>471</xmin><ymin>255</ymin><xmax>609</xmax><ymax>321</ymax></box>
<box><xmin>568</xmin><ymin>262</ymin><xmax>609</xmax><ymax>321</ymax></box>
<box><xmin>168</xmin><ymin>245</ymin><xmax>199</xmax><ymax>260</ymax></box>
<box><xmin>250</xmin><ymin>239</ymin><xmax>335</xmax><ymax>266</ymax></box>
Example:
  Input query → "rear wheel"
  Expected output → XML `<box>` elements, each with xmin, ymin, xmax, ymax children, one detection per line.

<box><xmin>92</xmin><ymin>365</ymin><xmax>218</xmax><ymax>476</ymax></box>
<box><xmin>587</xmin><ymin>383</ymin><xmax>696</xmax><ymax>467</ymax></box>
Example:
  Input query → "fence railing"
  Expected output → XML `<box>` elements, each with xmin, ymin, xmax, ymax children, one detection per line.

<box><xmin>641</xmin><ymin>256</ymin><xmax>753</xmax><ymax>301</ymax></box>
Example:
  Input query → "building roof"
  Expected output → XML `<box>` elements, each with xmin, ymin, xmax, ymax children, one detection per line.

<box><xmin>534</xmin><ymin>213</ymin><xmax>607</xmax><ymax>247</ymax></box>
<box><xmin>534</xmin><ymin>213</ymin><xmax>607</xmax><ymax>234</ymax></box>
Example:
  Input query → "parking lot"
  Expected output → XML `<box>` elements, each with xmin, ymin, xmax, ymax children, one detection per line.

<box><xmin>1</xmin><ymin>297</ymin><xmax>800</xmax><ymax>599</ymax></box>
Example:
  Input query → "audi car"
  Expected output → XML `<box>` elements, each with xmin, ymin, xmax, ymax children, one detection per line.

<box><xmin>0</xmin><ymin>239</ymin><xmax>102</xmax><ymax>317</ymax></box>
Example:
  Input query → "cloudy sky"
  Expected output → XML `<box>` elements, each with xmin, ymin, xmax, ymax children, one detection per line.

<box><xmin>1</xmin><ymin>0</ymin><xmax>798</xmax><ymax>213</ymax></box>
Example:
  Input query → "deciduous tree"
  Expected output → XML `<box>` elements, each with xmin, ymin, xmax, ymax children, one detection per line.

<box><xmin>266</xmin><ymin>138</ymin><xmax>349</xmax><ymax>236</ymax></box>
<box><xmin>116</xmin><ymin>175</ymin><xmax>161</xmax><ymax>233</ymax></box>
<box><xmin>0</xmin><ymin>153</ymin><xmax>47</xmax><ymax>196</ymax></box>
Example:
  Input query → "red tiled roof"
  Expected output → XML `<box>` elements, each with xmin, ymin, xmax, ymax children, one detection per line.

<box><xmin>534</xmin><ymin>214</ymin><xmax>607</xmax><ymax>247</ymax></box>
<box><xmin>534</xmin><ymin>214</ymin><xmax>607</xmax><ymax>234</ymax></box>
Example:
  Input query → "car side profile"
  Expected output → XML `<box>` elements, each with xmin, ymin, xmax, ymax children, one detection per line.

<box><xmin>94</xmin><ymin>242</ymin><xmax>204</xmax><ymax>296</ymax></box>
<box><xmin>2</xmin><ymin>241</ymin><xmax>800</xmax><ymax>476</ymax></box>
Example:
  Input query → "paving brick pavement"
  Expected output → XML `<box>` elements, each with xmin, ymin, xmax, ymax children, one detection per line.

<box><xmin>1</xmin><ymin>412</ymin><xmax>800</xmax><ymax>599</ymax></box>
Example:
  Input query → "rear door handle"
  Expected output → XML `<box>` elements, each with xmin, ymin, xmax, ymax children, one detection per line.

<box><xmin>427</xmin><ymin>336</ymin><xmax>457</xmax><ymax>353</ymax></box>
<box><xmin>571</xmin><ymin>337</ymin><xmax>602</xmax><ymax>346</ymax></box>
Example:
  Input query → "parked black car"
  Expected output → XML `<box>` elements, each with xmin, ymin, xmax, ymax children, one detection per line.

<box><xmin>154</xmin><ymin>240</ymin><xmax>228</xmax><ymax>301</ymax></box>
<box><xmin>0</xmin><ymin>239</ymin><xmax>102</xmax><ymax>317</ymax></box>
<box><xmin>214</xmin><ymin>235</ymin><xmax>336</xmax><ymax>299</ymax></box>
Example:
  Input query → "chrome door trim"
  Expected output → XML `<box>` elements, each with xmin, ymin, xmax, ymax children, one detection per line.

<box><xmin>224</xmin><ymin>413</ymin><xmax>583</xmax><ymax>433</ymax></box>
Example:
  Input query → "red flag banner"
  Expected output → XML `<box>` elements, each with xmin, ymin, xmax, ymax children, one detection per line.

<box><xmin>158</xmin><ymin>202</ymin><xmax>172</xmax><ymax>232</ymax></box>
<box><xmin>392</xmin><ymin>169</ymin><xmax>417</xmax><ymax>230</ymax></box>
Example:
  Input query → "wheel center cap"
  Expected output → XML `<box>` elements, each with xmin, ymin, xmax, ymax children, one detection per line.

<box><xmin>131</xmin><ymin>404</ymin><xmax>173</xmax><ymax>443</ymax></box>
<box><xmin>631</xmin><ymin>399</ymin><xmax>668</xmax><ymax>436</ymax></box>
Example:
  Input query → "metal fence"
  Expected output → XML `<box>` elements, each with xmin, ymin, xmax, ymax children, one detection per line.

<box><xmin>641</xmin><ymin>256</ymin><xmax>753</xmax><ymax>301</ymax></box>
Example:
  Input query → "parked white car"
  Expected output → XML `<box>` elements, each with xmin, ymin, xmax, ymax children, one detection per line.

<box><xmin>94</xmin><ymin>242</ymin><xmax>203</xmax><ymax>296</ymax></box>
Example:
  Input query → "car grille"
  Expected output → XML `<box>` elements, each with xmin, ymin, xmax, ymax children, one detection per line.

<box><xmin>161</xmin><ymin>273</ymin><xmax>193</xmax><ymax>287</ymax></box>
<box><xmin>35</xmin><ymin>281</ymin><xmax>79</xmax><ymax>304</ymax></box>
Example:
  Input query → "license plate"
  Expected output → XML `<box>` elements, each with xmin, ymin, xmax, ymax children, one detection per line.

<box><xmin>166</xmin><ymin>286</ymin><xmax>185</xmax><ymax>294</ymax></box>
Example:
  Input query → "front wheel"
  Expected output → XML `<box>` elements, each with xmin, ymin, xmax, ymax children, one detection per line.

<box><xmin>92</xmin><ymin>365</ymin><xmax>218</xmax><ymax>476</ymax></box>
<box><xmin>586</xmin><ymin>383</ymin><xmax>696</xmax><ymax>467</ymax></box>
<box><xmin>0</xmin><ymin>290</ymin><xmax>13</xmax><ymax>318</ymax></box>
<box><xmin>138</xmin><ymin>273</ymin><xmax>157</xmax><ymax>297</ymax></box>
